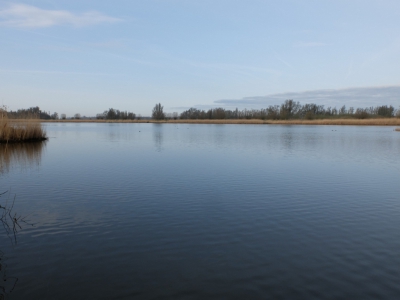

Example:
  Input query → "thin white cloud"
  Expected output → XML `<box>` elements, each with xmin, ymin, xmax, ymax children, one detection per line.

<box><xmin>276</xmin><ymin>56</ymin><xmax>293</xmax><ymax>69</ymax></box>
<box><xmin>0</xmin><ymin>68</ymin><xmax>114</xmax><ymax>76</ymax></box>
<box><xmin>0</xmin><ymin>4</ymin><xmax>121</xmax><ymax>28</ymax></box>
<box><xmin>170</xmin><ymin>104</ymin><xmax>222</xmax><ymax>111</ymax></box>
<box><xmin>85</xmin><ymin>39</ymin><xmax>126</xmax><ymax>49</ymax></box>
<box><xmin>294</xmin><ymin>41</ymin><xmax>328</xmax><ymax>48</ymax></box>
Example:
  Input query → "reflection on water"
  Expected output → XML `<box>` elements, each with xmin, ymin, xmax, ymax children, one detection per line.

<box><xmin>0</xmin><ymin>250</ymin><xmax>18</xmax><ymax>298</ymax></box>
<box><xmin>0</xmin><ymin>142</ymin><xmax>46</xmax><ymax>174</ymax></box>
<box><xmin>153</xmin><ymin>124</ymin><xmax>164</xmax><ymax>152</ymax></box>
<box><xmin>0</xmin><ymin>190</ymin><xmax>34</xmax><ymax>299</ymax></box>
<box><xmin>2</xmin><ymin>124</ymin><xmax>400</xmax><ymax>300</ymax></box>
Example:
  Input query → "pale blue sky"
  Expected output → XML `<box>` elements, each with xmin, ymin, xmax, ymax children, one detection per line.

<box><xmin>1</xmin><ymin>0</ymin><xmax>400</xmax><ymax>116</ymax></box>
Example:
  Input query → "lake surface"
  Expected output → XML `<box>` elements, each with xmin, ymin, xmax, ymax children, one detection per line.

<box><xmin>1</xmin><ymin>123</ymin><xmax>400</xmax><ymax>299</ymax></box>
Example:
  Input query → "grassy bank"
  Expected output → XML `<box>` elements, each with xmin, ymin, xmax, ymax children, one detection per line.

<box><xmin>0</xmin><ymin>117</ymin><xmax>47</xmax><ymax>143</ymax></box>
<box><xmin>42</xmin><ymin>118</ymin><xmax>400</xmax><ymax>126</ymax></box>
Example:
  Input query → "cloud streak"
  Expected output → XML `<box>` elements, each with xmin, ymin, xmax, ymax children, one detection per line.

<box><xmin>215</xmin><ymin>86</ymin><xmax>400</xmax><ymax>108</ymax></box>
<box><xmin>294</xmin><ymin>41</ymin><xmax>328</xmax><ymax>48</ymax></box>
<box><xmin>0</xmin><ymin>68</ymin><xmax>115</xmax><ymax>76</ymax></box>
<box><xmin>0</xmin><ymin>4</ymin><xmax>121</xmax><ymax>28</ymax></box>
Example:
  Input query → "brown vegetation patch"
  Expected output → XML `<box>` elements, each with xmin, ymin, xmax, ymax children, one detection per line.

<box><xmin>0</xmin><ymin>117</ymin><xmax>47</xmax><ymax>143</ymax></box>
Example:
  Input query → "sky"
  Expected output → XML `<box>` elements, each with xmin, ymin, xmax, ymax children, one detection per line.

<box><xmin>1</xmin><ymin>0</ymin><xmax>400</xmax><ymax>117</ymax></box>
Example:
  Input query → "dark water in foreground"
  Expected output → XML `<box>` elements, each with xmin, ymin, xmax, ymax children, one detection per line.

<box><xmin>1</xmin><ymin>123</ymin><xmax>400</xmax><ymax>299</ymax></box>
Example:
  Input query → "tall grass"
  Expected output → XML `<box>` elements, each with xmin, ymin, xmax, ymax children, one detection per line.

<box><xmin>0</xmin><ymin>109</ymin><xmax>47</xmax><ymax>143</ymax></box>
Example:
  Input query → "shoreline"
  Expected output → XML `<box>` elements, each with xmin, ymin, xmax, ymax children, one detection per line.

<box><xmin>40</xmin><ymin>118</ymin><xmax>400</xmax><ymax>126</ymax></box>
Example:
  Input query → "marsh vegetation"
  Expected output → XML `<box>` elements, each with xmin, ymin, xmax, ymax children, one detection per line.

<box><xmin>0</xmin><ymin>108</ymin><xmax>47</xmax><ymax>143</ymax></box>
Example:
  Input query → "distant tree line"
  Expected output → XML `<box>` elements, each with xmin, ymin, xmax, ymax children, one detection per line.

<box><xmin>179</xmin><ymin>100</ymin><xmax>400</xmax><ymax>120</ymax></box>
<box><xmin>96</xmin><ymin>108</ymin><xmax>136</xmax><ymax>120</ymax></box>
<box><xmin>6</xmin><ymin>106</ymin><xmax>59</xmax><ymax>120</ymax></box>
<box><xmin>6</xmin><ymin>101</ymin><xmax>400</xmax><ymax>121</ymax></box>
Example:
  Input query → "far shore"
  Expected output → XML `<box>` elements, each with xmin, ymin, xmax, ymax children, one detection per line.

<box><xmin>39</xmin><ymin>118</ymin><xmax>400</xmax><ymax>126</ymax></box>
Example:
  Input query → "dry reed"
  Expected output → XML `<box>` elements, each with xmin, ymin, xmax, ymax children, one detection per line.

<box><xmin>0</xmin><ymin>112</ymin><xmax>47</xmax><ymax>143</ymax></box>
<box><xmin>395</xmin><ymin>128</ymin><xmax>400</xmax><ymax>131</ymax></box>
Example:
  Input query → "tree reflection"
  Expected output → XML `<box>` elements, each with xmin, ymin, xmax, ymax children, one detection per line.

<box><xmin>0</xmin><ymin>250</ymin><xmax>18</xmax><ymax>298</ymax></box>
<box><xmin>0</xmin><ymin>142</ymin><xmax>46</xmax><ymax>174</ymax></box>
<box><xmin>0</xmin><ymin>144</ymin><xmax>41</xmax><ymax>298</ymax></box>
<box><xmin>153</xmin><ymin>124</ymin><xmax>164</xmax><ymax>152</ymax></box>
<box><xmin>0</xmin><ymin>190</ymin><xmax>34</xmax><ymax>299</ymax></box>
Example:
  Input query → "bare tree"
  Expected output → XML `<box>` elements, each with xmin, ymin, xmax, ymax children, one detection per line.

<box><xmin>98</xmin><ymin>108</ymin><xmax>136</xmax><ymax>120</ymax></box>
<box><xmin>152</xmin><ymin>103</ymin><xmax>165</xmax><ymax>120</ymax></box>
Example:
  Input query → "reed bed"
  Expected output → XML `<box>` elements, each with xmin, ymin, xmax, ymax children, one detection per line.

<box><xmin>395</xmin><ymin>128</ymin><xmax>400</xmax><ymax>131</ymax></box>
<box><xmin>0</xmin><ymin>117</ymin><xmax>47</xmax><ymax>143</ymax></box>
<box><xmin>44</xmin><ymin>118</ymin><xmax>400</xmax><ymax>126</ymax></box>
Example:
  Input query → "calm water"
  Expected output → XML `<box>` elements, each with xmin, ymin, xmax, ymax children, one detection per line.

<box><xmin>1</xmin><ymin>123</ymin><xmax>400</xmax><ymax>299</ymax></box>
